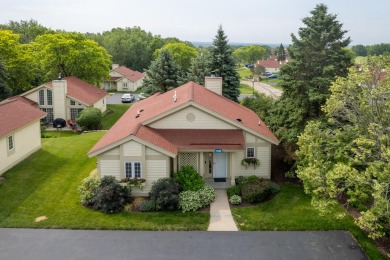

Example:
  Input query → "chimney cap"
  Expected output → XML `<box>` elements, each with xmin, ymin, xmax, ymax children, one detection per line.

<box><xmin>57</xmin><ymin>73</ymin><xmax>62</xmax><ymax>80</ymax></box>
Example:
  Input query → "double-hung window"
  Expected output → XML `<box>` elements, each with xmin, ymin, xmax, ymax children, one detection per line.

<box><xmin>124</xmin><ymin>162</ymin><xmax>142</xmax><ymax>178</ymax></box>
<box><xmin>7</xmin><ymin>135</ymin><xmax>14</xmax><ymax>153</ymax></box>
<box><xmin>246</xmin><ymin>147</ymin><xmax>255</xmax><ymax>158</ymax></box>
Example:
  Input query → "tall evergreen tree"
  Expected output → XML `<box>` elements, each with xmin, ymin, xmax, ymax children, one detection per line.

<box><xmin>276</xmin><ymin>43</ymin><xmax>286</xmax><ymax>61</ymax></box>
<box><xmin>142</xmin><ymin>49</ymin><xmax>182</xmax><ymax>95</ymax></box>
<box><xmin>0</xmin><ymin>61</ymin><xmax>12</xmax><ymax>101</ymax></box>
<box><xmin>269</xmin><ymin>4</ymin><xmax>353</xmax><ymax>143</ymax></box>
<box><xmin>187</xmin><ymin>49</ymin><xmax>211</xmax><ymax>86</ymax></box>
<box><xmin>210</xmin><ymin>26</ymin><xmax>240</xmax><ymax>102</ymax></box>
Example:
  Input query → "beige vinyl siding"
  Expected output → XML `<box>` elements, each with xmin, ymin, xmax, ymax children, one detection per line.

<box><xmin>123</xmin><ymin>141</ymin><xmax>142</xmax><ymax>156</ymax></box>
<box><xmin>246</xmin><ymin>132</ymin><xmax>268</xmax><ymax>144</ymax></box>
<box><xmin>24</xmin><ymin>90</ymin><xmax>39</xmax><ymax>103</ymax></box>
<box><xmin>99</xmin><ymin>160</ymin><xmax>121</xmax><ymax>179</ymax></box>
<box><xmin>104</xmin><ymin>147</ymin><xmax>120</xmax><ymax>156</ymax></box>
<box><xmin>234</xmin><ymin>145</ymin><xmax>271</xmax><ymax>179</ymax></box>
<box><xmin>149</xmin><ymin>106</ymin><xmax>237</xmax><ymax>129</ymax></box>
<box><xmin>110</xmin><ymin>71</ymin><xmax>122</xmax><ymax>77</ymax></box>
<box><xmin>146</xmin><ymin>147</ymin><xmax>162</xmax><ymax>156</ymax></box>
<box><xmin>139</xmin><ymin>160</ymin><xmax>167</xmax><ymax>195</ymax></box>
<box><xmin>93</xmin><ymin>98</ymin><xmax>107</xmax><ymax>112</ymax></box>
<box><xmin>0</xmin><ymin>121</ymin><xmax>42</xmax><ymax>175</ymax></box>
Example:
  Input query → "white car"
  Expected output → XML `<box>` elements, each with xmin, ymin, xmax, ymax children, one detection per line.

<box><xmin>137</xmin><ymin>93</ymin><xmax>148</xmax><ymax>100</ymax></box>
<box><xmin>121</xmin><ymin>93</ymin><xmax>135</xmax><ymax>103</ymax></box>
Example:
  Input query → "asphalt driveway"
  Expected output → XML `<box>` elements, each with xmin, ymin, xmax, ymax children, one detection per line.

<box><xmin>0</xmin><ymin>229</ymin><xmax>367</xmax><ymax>260</ymax></box>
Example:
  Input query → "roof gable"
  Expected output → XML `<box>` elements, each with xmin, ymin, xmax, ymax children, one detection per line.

<box><xmin>113</xmin><ymin>66</ymin><xmax>145</xmax><ymax>82</ymax></box>
<box><xmin>88</xmin><ymin>82</ymin><xmax>279</xmax><ymax>156</ymax></box>
<box><xmin>46</xmin><ymin>76</ymin><xmax>108</xmax><ymax>105</ymax></box>
<box><xmin>0</xmin><ymin>99</ymin><xmax>46</xmax><ymax>138</ymax></box>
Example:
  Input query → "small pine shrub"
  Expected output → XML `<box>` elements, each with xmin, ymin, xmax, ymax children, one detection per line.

<box><xmin>78</xmin><ymin>176</ymin><xmax>101</xmax><ymax>207</ymax></box>
<box><xmin>179</xmin><ymin>190</ymin><xmax>202</xmax><ymax>213</ymax></box>
<box><xmin>229</xmin><ymin>195</ymin><xmax>242</xmax><ymax>205</ymax></box>
<box><xmin>198</xmin><ymin>185</ymin><xmax>216</xmax><ymax>207</ymax></box>
<box><xmin>139</xmin><ymin>199</ymin><xmax>157</xmax><ymax>212</ymax></box>
<box><xmin>149</xmin><ymin>178</ymin><xmax>181</xmax><ymax>211</ymax></box>
<box><xmin>226</xmin><ymin>185</ymin><xmax>241</xmax><ymax>197</ymax></box>
<box><xmin>93</xmin><ymin>176</ymin><xmax>132</xmax><ymax>213</ymax></box>
<box><xmin>173</xmin><ymin>166</ymin><xmax>205</xmax><ymax>191</ymax></box>
<box><xmin>241</xmin><ymin>178</ymin><xmax>272</xmax><ymax>204</ymax></box>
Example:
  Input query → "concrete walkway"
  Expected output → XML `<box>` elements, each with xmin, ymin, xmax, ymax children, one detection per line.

<box><xmin>208</xmin><ymin>189</ymin><xmax>238</xmax><ymax>231</ymax></box>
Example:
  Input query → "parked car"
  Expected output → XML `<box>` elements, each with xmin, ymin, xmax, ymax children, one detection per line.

<box><xmin>268</xmin><ymin>74</ymin><xmax>278</xmax><ymax>79</ymax></box>
<box><xmin>121</xmin><ymin>93</ymin><xmax>135</xmax><ymax>103</ymax></box>
<box><xmin>245</xmin><ymin>64</ymin><xmax>254</xmax><ymax>68</ymax></box>
<box><xmin>137</xmin><ymin>93</ymin><xmax>148</xmax><ymax>101</ymax></box>
<box><xmin>263</xmin><ymin>72</ymin><xmax>272</xmax><ymax>76</ymax></box>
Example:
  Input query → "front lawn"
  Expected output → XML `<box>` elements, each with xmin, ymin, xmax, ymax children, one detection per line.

<box><xmin>232</xmin><ymin>183</ymin><xmax>385</xmax><ymax>259</ymax></box>
<box><xmin>101</xmin><ymin>104</ymin><xmax>131</xmax><ymax>130</ymax></box>
<box><xmin>239</xmin><ymin>83</ymin><xmax>257</xmax><ymax>94</ymax></box>
<box><xmin>236</xmin><ymin>67</ymin><xmax>252</xmax><ymax>79</ymax></box>
<box><xmin>0</xmin><ymin>132</ymin><xmax>209</xmax><ymax>230</ymax></box>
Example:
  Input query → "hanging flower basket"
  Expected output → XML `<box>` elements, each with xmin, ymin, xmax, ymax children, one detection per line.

<box><xmin>241</xmin><ymin>158</ymin><xmax>260</xmax><ymax>169</ymax></box>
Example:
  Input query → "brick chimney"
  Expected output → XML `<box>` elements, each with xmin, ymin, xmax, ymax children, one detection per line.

<box><xmin>204</xmin><ymin>76</ymin><xmax>223</xmax><ymax>95</ymax></box>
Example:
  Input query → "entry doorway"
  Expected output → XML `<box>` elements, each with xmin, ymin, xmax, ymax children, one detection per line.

<box><xmin>213</xmin><ymin>152</ymin><xmax>227</xmax><ymax>178</ymax></box>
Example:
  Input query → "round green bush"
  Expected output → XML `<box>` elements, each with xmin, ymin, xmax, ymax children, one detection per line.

<box><xmin>76</xmin><ymin>107</ymin><xmax>102</xmax><ymax>130</ymax></box>
<box><xmin>149</xmin><ymin>178</ymin><xmax>181</xmax><ymax>211</ymax></box>
<box><xmin>173</xmin><ymin>166</ymin><xmax>205</xmax><ymax>191</ymax></box>
<box><xmin>78</xmin><ymin>176</ymin><xmax>101</xmax><ymax>207</ymax></box>
<box><xmin>92</xmin><ymin>176</ymin><xmax>132</xmax><ymax>213</ymax></box>
<box><xmin>229</xmin><ymin>195</ymin><xmax>242</xmax><ymax>205</ymax></box>
<box><xmin>226</xmin><ymin>185</ymin><xmax>241</xmax><ymax>197</ymax></box>
<box><xmin>179</xmin><ymin>190</ymin><xmax>202</xmax><ymax>213</ymax></box>
<box><xmin>199</xmin><ymin>185</ymin><xmax>216</xmax><ymax>207</ymax></box>
<box><xmin>241</xmin><ymin>178</ymin><xmax>272</xmax><ymax>204</ymax></box>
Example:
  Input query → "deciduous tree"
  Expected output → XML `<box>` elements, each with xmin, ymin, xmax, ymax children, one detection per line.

<box><xmin>0</xmin><ymin>19</ymin><xmax>52</xmax><ymax>43</ymax></box>
<box><xmin>32</xmin><ymin>32</ymin><xmax>111</xmax><ymax>85</ymax></box>
<box><xmin>0</xmin><ymin>61</ymin><xmax>12</xmax><ymax>101</ymax></box>
<box><xmin>154</xmin><ymin>42</ymin><xmax>198</xmax><ymax>72</ymax></box>
<box><xmin>297</xmin><ymin>56</ymin><xmax>390</xmax><ymax>239</ymax></box>
<box><xmin>210</xmin><ymin>25</ymin><xmax>240</xmax><ymax>102</ymax></box>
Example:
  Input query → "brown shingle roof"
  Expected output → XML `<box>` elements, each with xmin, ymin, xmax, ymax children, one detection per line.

<box><xmin>88</xmin><ymin>82</ymin><xmax>279</xmax><ymax>156</ymax></box>
<box><xmin>45</xmin><ymin>76</ymin><xmax>108</xmax><ymax>105</ymax></box>
<box><xmin>0</xmin><ymin>99</ymin><xmax>46</xmax><ymax>138</ymax></box>
<box><xmin>114</xmin><ymin>66</ymin><xmax>145</xmax><ymax>82</ymax></box>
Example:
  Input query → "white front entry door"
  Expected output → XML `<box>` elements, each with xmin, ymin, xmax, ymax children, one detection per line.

<box><xmin>213</xmin><ymin>152</ymin><xmax>227</xmax><ymax>178</ymax></box>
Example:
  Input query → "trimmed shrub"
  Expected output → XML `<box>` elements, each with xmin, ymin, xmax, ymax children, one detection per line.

<box><xmin>179</xmin><ymin>185</ymin><xmax>216</xmax><ymax>213</ymax></box>
<box><xmin>76</xmin><ymin>107</ymin><xmax>102</xmax><ymax>130</ymax></box>
<box><xmin>93</xmin><ymin>176</ymin><xmax>132</xmax><ymax>213</ymax></box>
<box><xmin>229</xmin><ymin>195</ymin><xmax>242</xmax><ymax>205</ymax></box>
<box><xmin>173</xmin><ymin>166</ymin><xmax>205</xmax><ymax>191</ymax></box>
<box><xmin>198</xmin><ymin>185</ymin><xmax>216</xmax><ymax>207</ymax></box>
<box><xmin>139</xmin><ymin>199</ymin><xmax>157</xmax><ymax>212</ymax></box>
<box><xmin>149</xmin><ymin>178</ymin><xmax>181</xmax><ymax>211</ymax></box>
<box><xmin>235</xmin><ymin>176</ymin><xmax>247</xmax><ymax>186</ymax></box>
<box><xmin>241</xmin><ymin>178</ymin><xmax>272</xmax><ymax>204</ymax></box>
<box><xmin>226</xmin><ymin>185</ymin><xmax>241</xmax><ymax>197</ymax></box>
<box><xmin>179</xmin><ymin>190</ymin><xmax>202</xmax><ymax>213</ymax></box>
<box><xmin>78</xmin><ymin>176</ymin><xmax>101</xmax><ymax>207</ymax></box>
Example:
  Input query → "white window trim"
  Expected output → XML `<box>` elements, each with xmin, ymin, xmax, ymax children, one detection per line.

<box><xmin>246</xmin><ymin>147</ymin><xmax>255</xmax><ymax>158</ymax></box>
<box><xmin>7</xmin><ymin>135</ymin><xmax>15</xmax><ymax>155</ymax></box>
<box><xmin>124</xmin><ymin>161</ymin><xmax>142</xmax><ymax>178</ymax></box>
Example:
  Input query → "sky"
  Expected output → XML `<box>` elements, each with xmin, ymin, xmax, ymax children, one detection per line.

<box><xmin>1</xmin><ymin>0</ymin><xmax>389</xmax><ymax>45</ymax></box>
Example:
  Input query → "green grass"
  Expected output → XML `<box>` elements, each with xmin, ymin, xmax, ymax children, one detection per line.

<box><xmin>239</xmin><ymin>83</ymin><xmax>257</xmax><ymax>94</ymax></box>
<box><xmin>0</xmin><ymin>132</ymin><xmax>209</xmax><ymax>230</ymax></box>
<box><xmin>236</xmin><ymin>67</ymin><xmax>253</xmax><ymax>79</ymax></box>
<box><xmin>102</xmin><ymin>104</ymin><xmax>131</xmax><ymax>129</ymax></box>
<box><xmin>232</xmin><ymin>183</ymin><xmax>385</xmax><ymax>259</ymax></box>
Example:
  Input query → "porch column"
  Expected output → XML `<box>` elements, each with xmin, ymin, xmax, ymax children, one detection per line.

<box><xmin>199</xmin><ymin>152</ymin><xmax>204</xmax><ymax>177</ymax></box>
<box><xmin>230</xmin><ymin>152</ymin><xmax>236</xmax><ymax>185</ymax></box>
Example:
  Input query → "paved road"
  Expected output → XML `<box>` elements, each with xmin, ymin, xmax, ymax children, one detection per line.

<box><xmin>107</xmin><ymin>93</ymin><xmax>141</xmax><ymax>104</ymax></box>
<box><xmin>0</xmin><ymin>229</ymin><xmax>367</xmax><ymax>260</ymax></box>
<box><xmin>242</xmin><ymin>80</ymin><xmax>282</xmax><ymax>98</ymax></box>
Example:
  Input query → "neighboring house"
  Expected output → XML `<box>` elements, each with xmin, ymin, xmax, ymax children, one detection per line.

<box><xmin>88</xmin><ymin>77</ymin><xmax>279</xmax><ymax>195</ymax></box>
<box><xmin>256</xmin><ymin>55</ymin><xmax>288</xmax><ymax>74</ymax></box>
<box><xmin>101</xmin><ymin>64</ymin><xmax>145</xmax><ymax>92</ymax></box>
<box><xmin>0</xmin><ymin>99</ymin><xmax>46</xmax><ymax>175</ymax></box>
<box><xmin>17</xmin><ymin>76</ymin><xmax>108</xmax><ymax>123</ymax></box>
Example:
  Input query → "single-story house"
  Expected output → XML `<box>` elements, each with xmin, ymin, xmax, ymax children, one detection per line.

<box><xmin>0</xmin><ymin>99</ymin><xmax>47</xmax><ymax>175</ymax></box>
<box><xmin>256</xmin><ymin>55</ymin><xmax>288</xmax><ymax>74</ymax></box>
<box><xmin>88</xmin><ymin>77</ymin><xmax>279</xmax><ymax>195</ymax></box>
<box><xmin>17</xmin><ymin>76</ymin><xmax>108</xmax><ymax>123</ymax></box>
<box><xmin>101</xmin><ymin>64</ymin><xmax>145</xmax><ymax>92</ymax></box>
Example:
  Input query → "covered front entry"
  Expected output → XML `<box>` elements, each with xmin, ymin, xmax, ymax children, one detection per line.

<box><xmin>213</xmin><ymin>152</ymin><xmax>227</xmax><ymax>178</ymax></box>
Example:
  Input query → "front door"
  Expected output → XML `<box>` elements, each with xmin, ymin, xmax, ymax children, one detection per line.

<box><xmin>213</xmin><ymin>152</ymin><xmax>227</xmax><ymax>178</ymax></box>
